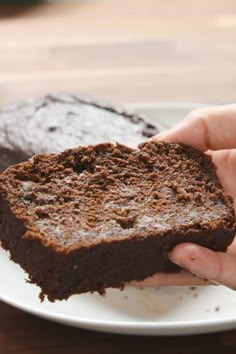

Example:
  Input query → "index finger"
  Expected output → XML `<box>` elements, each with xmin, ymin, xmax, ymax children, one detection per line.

<box><xmin>152</xmin><ymin>104</ymin><xmax>236</xmax><ymax>152</ymax></box>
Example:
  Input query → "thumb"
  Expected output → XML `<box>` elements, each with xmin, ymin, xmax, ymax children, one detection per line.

<box><xmin>169</xmin><ymin>243</ymin><xmax>236</xmax><ymax>290</ymax></box>
<box><xmin>151</xmin><ymin>104</ymin><xmax>236</xmax><ymax>152</ymax></box>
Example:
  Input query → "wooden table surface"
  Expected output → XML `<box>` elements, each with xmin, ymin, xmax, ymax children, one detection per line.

<box><xmin>1</xmin><ymin>1</ymin><xmax>236</xmax><ymax>352</ymax></box>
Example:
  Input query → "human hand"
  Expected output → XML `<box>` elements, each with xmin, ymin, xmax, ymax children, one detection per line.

<box><xmin>132</xmin><ymin>104</ymin><xmax>236</xmax><ymax>289</ymax></box>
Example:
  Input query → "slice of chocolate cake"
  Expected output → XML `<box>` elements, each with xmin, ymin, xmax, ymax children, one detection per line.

<box><xmin>0</xmin><ymin>94</ymin><xmax>165</xmax><ymax>172</ymax></box>
<box><xmin>0</xmin><ymin>141</ymin><xmax>235</xmax><ymax>301</ymax></box>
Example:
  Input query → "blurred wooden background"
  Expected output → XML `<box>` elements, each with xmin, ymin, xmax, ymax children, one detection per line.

<box><xmin>1</xmin><ymin>2</ymin><xmax>236</xmax><ymax>353</ymax></box>
<box><xmin>0</xmin><ymin>0</ymin><xmax>236</xmax><ymax>107</ymax></box>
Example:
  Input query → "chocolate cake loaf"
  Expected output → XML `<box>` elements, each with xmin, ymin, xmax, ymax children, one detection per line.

<box><xmin>0</xmin><ymin>141</ymin><xmax>235</xmax><ymax>301</ymax></box>
<box><xmin>0</xmin><ymin>94</ymin><xmax>165</xmax><ymax>172</ymax></box>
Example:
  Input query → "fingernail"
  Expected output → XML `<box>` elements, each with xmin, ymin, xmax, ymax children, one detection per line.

<box><xmin>168</xmin><ymin>252</ymin><xmax>184</xmax><ymax>268</ymax></box>
<box><xmin>150</xmin><ymin>129</ymin><xmax>173</xmax><ymax>141</ymax></box>
<box><xmin>168</xmin><ymin>252</ymin><xmax>182</xmax><ymax>266</ymax></box>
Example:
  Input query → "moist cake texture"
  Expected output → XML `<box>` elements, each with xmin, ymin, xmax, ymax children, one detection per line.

<box><xmin>0</xmin><ymin>141</ymin><xmax>235</xmax><ymax>301</ymax></box>
<box><xmin>0</xmin><ymin>94</ymin><xmax>163</xmax><ymax>172</ymax></box>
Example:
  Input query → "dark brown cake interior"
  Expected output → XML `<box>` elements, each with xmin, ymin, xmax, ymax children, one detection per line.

<box><xmin>5</xmin><ymin>141</ymin><xmax>233</xmax><ymax>250</ymax></box>
<box><xmin>0</xmin><ymin>141</ymin><xmax>235</xmax><ymax>300</ymax></box>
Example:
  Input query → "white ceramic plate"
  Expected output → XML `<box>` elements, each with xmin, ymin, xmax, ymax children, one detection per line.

<box><xmin>1</xmin><ymin>103</ymin><xmax>236</xmax><ymax>336</ymax></box>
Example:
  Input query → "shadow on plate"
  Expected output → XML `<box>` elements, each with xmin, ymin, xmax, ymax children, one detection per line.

<box><xmin>75</xmin><ymin>286</ymin><xmax>206</xmax><ymax>320</ymax></box>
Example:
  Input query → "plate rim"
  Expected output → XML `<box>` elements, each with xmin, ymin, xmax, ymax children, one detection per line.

<box><xmin>0</xmin><ymin>284</ymin><xmax>236</xmax><ymax>334</ymax></box>
<box><xmin>1</xmin><ymin>285</ymin><xmax>236</xmax><ymax>336</ymax></box>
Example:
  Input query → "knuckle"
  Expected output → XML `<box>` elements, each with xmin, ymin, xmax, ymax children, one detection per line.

<box><xmin>185</xmin><ymin>108</ymin><xmax>209</xmax><ymax>123</ymax></box>
<box><xmin>184</xmin><ymin>109</ymin><xmax>211</xmax><ymax>150</ymax></box>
